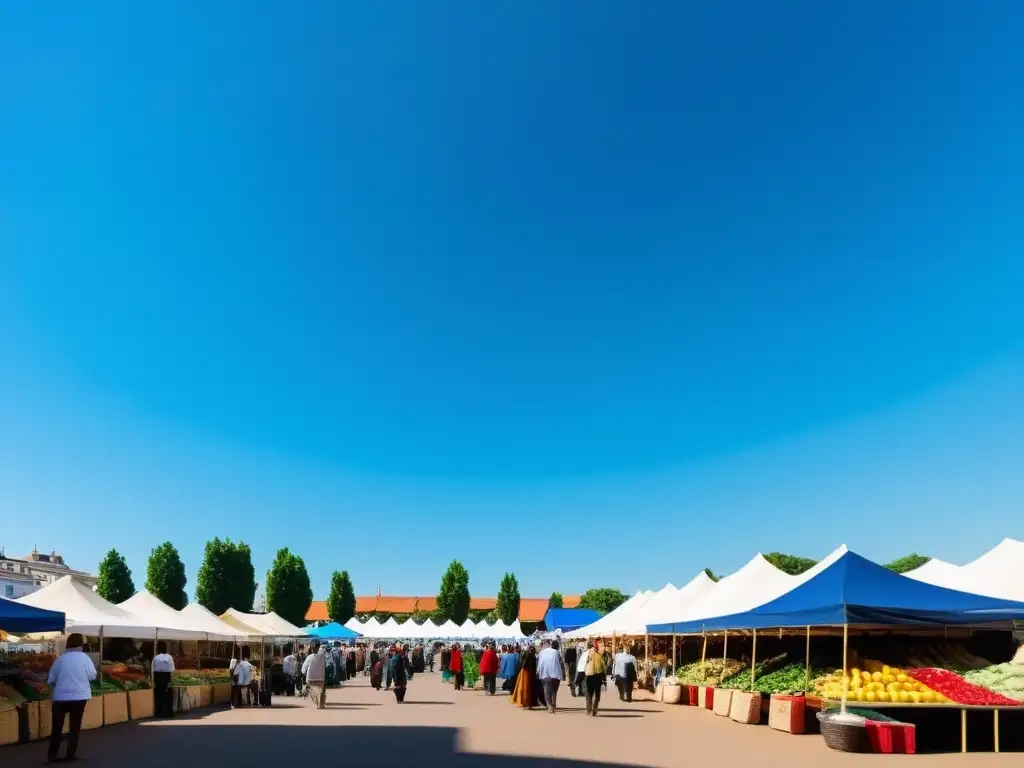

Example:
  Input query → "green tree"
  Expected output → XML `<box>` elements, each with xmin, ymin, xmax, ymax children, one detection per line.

<box><xmin>326</xmin><ymin>570</ymin><xmax>357</xmax><ymax>624</ymax></box>
<box><xmin>495</xmin><ymin>572</ymin><xmax>521</xmax><ymax>624</ymax></box>
<box><xmin>885</xmin><ymin>553</ymin><xmax>931</xmax><ymax>574</ymax></box>
<box><xmin>411</xmin><ymin>610</ymin><xmax>433</xmax><ymax>625</ymax></box>
<box><xmin>195</xmin><ymin>537</ymin><xmax>257</xmax><ymax>615</ymax></box>
<box><xmin>578</xmin><ymin>587</ymin><xmax>628</xmax><ymax>615</ymax></box>
<box><xmin>703</xmin><ymin>568</ymin><xmax>720</xmax><ymax>582</ymax></box>
<box><xmin>436</xmin><ymin>560</ymin><xmax>471</xmax><ymax>624</ymax></box>
<box><xmin>96</xmin><ymin>549</ymin><xmax>136</xmax><ymax>604</ymax></box>
<box><xmin>145</xmin><ymin>541</ymin><xmax>188</xmax><ymax>609</ymax></box>
<box><xmin>265</xmin><ymin>547</ymin><xmax>313</xmax><ymax>628</ymax></box>
<box><xmin>764</xmin><ymin>552</ymin><xmax>818</xmax><ymax>576</ymax></box>
<box><xmin>548</xmin><ymin>592</ymin><xmax>564</xmax><ymax>609</ymax></box>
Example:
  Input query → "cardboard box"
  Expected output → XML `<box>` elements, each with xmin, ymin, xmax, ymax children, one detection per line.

<box><xmin>26</xmin><ymin>699</ymin><xmax>53</xmax><ymax>741</ymax></box>
<box><xmin>103</xmin><ymin>692</ymin><xmax>129</xmax><ymax>725</ymax></box>
<box><xmin>128</xmin><ymin>689</ymin><xmax>154</xmax><ymax>721</ymax></box>
<box><xmin>63</xmin><ymin>698</ymin><xmax>102</xmax><ymax>733</ymax></box>
<box><xmin>212</xmin><ymin>682</ymin><xmax>232</xmax><ymax>706</ymax></box>
<box><xmin>200</xmin><ymin>685</ymin><xmax>213</xmax><ymax>708</ymax></box>
<box><xmin>768</xmin><ymin>694</ymin><xmax>805</xmax><ymax>734</ymax></box>
<box><xmin>0</xmin><ymin>708</ymin><xmax>19</xmax><ymax>746</ymax></box>
<box><xmin>712</xmin><ymin>688</ymin><xmax>733</xmax><ymax>716</ymax></box>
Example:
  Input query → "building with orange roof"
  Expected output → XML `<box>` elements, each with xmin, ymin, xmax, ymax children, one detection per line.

<box><xmin>306</xmin><ymin>594</ymin><xmax>579</xmax><ymax>623</ymax></box>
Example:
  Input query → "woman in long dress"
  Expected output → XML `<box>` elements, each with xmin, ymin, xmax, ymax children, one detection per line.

<box><xmin>390</xmin><ymin>646</ymin><xmax>409</xmax><ymax>703</ymax></box>
<box><xmin>510</xmin><ymin>646</ymin><xmax>540</xmax><ymax>709</ymax></box>
<box><xmin>440</xmin><ymin>645</ymin><xmax>453</xmax><ymax>683</ymax></box>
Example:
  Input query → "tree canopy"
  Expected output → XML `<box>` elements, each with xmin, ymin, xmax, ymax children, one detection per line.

<box><xmin>265</xmin><ymin>547</ymin><xmax>313</xmax><ymax>628</ymax></box>
<box><xmin>885</xmin><ymin>553</ymin><xmax>931</xmax><ymax>573</ymax></box>
<box><xmin>578</xmin><ymin>587</ymin><xmax>628</xmax><ymax>615</ymax></box>
<box><xmin>195</xmin><ymin>537</ymin><xmax>257</xmax><ymax>615</ymax></box>
<box><xmin>145</xmin><ymin>541</ymin><xmax>188</xmax><ymax>610</ymax></box>
<box><xmin>96</xmin><ymin>549</ymin><xmax>136</xmax><ymax>604</ymax></box>
<box><xmin>703</xmin><ymin>568</ymin><xmax>720</xmax><ymax>582</ymax></box>
<box><xmin>436</xmin><ymin>560</ymin><xmax>471</xmax><ymax>624</ymax></box>
<box><xmin>764</xmin><ymin>552</ymin><xmax>819</xmax><ymax>576</ymax></box>
<box><xmin>326</xmin><ymin>570</ymin><xmax>357</xmax><ymax>624</ymax></box>
<box><xmin>495</xmin><ymin>572</ymin><xmax>521</xmax><ymax>624</ymax></box>
<box><xmin>548</xmin><ymin>592</ymin><xmax>564</xmax><ymax>609</ymax></box>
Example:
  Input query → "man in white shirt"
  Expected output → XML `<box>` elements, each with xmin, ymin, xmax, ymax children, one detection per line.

<box><xmin>536</xmin><ymin>639</ymin><xmax>564</xmax><ymax>714</ymax></box>
<box><xmin>575</xmin><ymin>642</ymin><xmax>591</xmax><ymax>699</ymax></box>
<box><xmin>612</xmin><ymin>648</ymin><xmax>637</xmax><ymax>702</ymax></box>
<box><xmin>233</xmin><ymin>652</ymin><xmax>254</xmax><ymax>707</ymax></box>
<box><xmin>303</xmin><ymin>644</ymin><xmax>328</xmax><ymax>709</ymax></box>
<box><xmin>283</xmin><ymin>647</ymin><xmax>297</xmax><ymax>696</ymax></box>
<box><xmin>152</xmin><ymin>641</ymin><xmax>176</xmax><ymax>717</ymax></box>
<box><xmin>47</xmin><ymin>633</ymin><xmax>97</xmax><ymax>762</ymax></box>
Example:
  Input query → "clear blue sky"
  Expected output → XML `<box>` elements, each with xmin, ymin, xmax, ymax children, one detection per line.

<box><xmin>2</xmin><ymin>2</ymin><xmax>1022</xmax><ymax>602</ymax></box>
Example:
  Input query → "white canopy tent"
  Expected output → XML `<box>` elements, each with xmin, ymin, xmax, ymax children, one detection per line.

<box><xmin>907</xmin><ymin>538</ymin><xmax>1024</xmax><ymax>601</ymax></box>
<box><xmin>344</xmin><ymin>617</ymin><xmax>365</xmax><ymax>632</ymax></box>
<box><xmin>564</xmin><ymin>590</ymin><xmax>653</xmax><ymax>639</ymax></box>
<box><xmin>119</xmin><ymin>591</ymin><xmax>231</xmax><ymax>641</ymax></box>
<box><xmin>18</xmin><ymin>576</ymin><xmax>172</xmax><ymax>639</ymax></box>
<box><xmin>614</xmin><ymin>584</ymin><xmax>681</xmax><ymax>636</ymax></box>
<box><xmin>180</xmin><ymin>603</ymin><xmax>257</xmax><ymax>641</ymax></box>
<box><xmin>645</xmin><ymin>546</ymin><xmax>848</xmax><ymax>634</ymax></box>
<box><xmin>637</xmin><ymin>572</ymin><xmax>719</xmax><ymax>630</ymax></box>
<box><xmin>259</xmin><ymin>611</ymin><xmax>306</xmax><ymax>637</ymax></box>
<box><xmin>435</xmin><ymin>619</ymin><xmax>461</xmax><ymax>639</ymax></box>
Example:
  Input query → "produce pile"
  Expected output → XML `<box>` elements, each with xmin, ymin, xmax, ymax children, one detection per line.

<box><xmin>907</xmin><ymin>668</ymin><xmax>1023</xmax><ymax>707</ymax></box>
<box><xmin>102</xmin><ymin>664</ymin><xmax>151</xmax><ymax>691</ymax></box>
<box><xmin>963</xmin><ymin>663</ymin><xmax>1024</xmax><ymax>702</ymax></box>
<box><xmin>815</xmin><ymin>665</ymin><xmax>949</xmax><ymax>704</ymax></box>
<box><xmin>675</xmin><ymin>658</ymin><xmax>746</xmax><ymax>686</ymax></box>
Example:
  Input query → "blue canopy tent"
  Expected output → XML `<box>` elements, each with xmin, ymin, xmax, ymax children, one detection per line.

<box><xmin>305</xmin><ymin>621</ymin><xmax>361</xmax><ymax>640</ymax></box>
<box><xmin>0</xmin><ymin>596</ymin><xmax>65</xmax><ymax>634</ymax></box>
<box><xmin>543</xmin><ymin>608</ymin><xmax>602</xmax><ymax>632</ymax></box>
<box><xmin>648</xmin><ymin>550</ymin><xmax>1024</xmax><ymax>634</ymax></box>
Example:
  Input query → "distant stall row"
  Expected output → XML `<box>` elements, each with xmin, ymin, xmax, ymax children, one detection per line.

<box><xmin>340</xmin><ymin>615</ymin><xmax>526</xmax><ymax>640</ymax></box>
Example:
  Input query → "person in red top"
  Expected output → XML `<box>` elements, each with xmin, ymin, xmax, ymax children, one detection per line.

<box><xmin>479</xmin><ymin>642</ymin><xmax>500</xmax><ymax>696</ymax></box>
<box><xmin>449</xmin><ymin>644</ymin><xmax>465</xmax><ymax>691</ymax></box>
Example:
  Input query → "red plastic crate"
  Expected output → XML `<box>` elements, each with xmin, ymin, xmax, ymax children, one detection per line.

<box><xmin>687</xmin><ymin>685</ymin><xmax>699</xmax><ymax>706</ymax></box>
<box><xmin>865</xmin><ymin>721</ymin><xmax>916</xmax><ymax>754</ymax></box>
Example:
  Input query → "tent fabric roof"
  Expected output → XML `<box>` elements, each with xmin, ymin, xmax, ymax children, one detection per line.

<box><xmin>651</xmin><ymin>550</ymin><xmax>1024</xmax><ymax>632</ymax></box>
<box><xmin>906</xmin><ymin>539</ymin><xmax>1024</xmax><ymax>602</ymax></box>
<box><xmin>259</xmin><ymin>611</ymin><xmax>306</xmax><ymax>636</ymax></box>
<box><xmin>639</xmin><ymin>573</ymin><xmax>718</xmax><ymax>630</ymax></box>
<box><xmin>565</xmin><ymin>591</ymin><xmax>651</xmax><ymax>639</ymax></box>
<box><xmin>118</xmin><ymin>591</ymin><xmax>227</xmax><ymax>640</ymax></box>
<box><xmin>544</xmin><ymin>608</ymin><xmax>602</xmax><ymax>632</ymax></box>
<box><xmin>0</xmin><ymin>595</ymin><xmax>64</xmax><ymax>634</ymax></box>
<box><xmin>18</xmin><ymin>576</ymin><xmax>164</xmax><ymax>638</ymax></box>
<box><xmin>305</xmin><ymin>621</ymin><xmax>360</xmax><ymax>639</ymax></box>
<box><xmin>179</xmin><ymin>603</ymin><xmax>256</xmax><ymax>640</ymax></box>
<box><xmin>220</xmin><ymin>609</ymin><xmax>282</xmax><ymax>637</ymax></box>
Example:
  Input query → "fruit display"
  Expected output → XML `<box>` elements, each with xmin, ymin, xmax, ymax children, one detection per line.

<box><xmin>963</xmin><ymin>663</ymin><xmax>1024</xmax><ymax>702</ymax></box>
<box><xmin>907</xmin><ymin>668</ymin><xmax>1023</xmax><ymax>707</ymax></box>
<box><xmin>676</xmin><ymin>658</ymin><xmax>746</xmax><ymax>686</ymax></box>
<box><xmin>814</xmin><ymin>664</ymin><xmax>949</xmax><ymax>704</ymax></box>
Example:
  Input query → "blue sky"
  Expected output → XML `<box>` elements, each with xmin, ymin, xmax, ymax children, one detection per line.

<box><xmin>2</xmin><ymin>2</ymin><xmax>1022</xmax><ymax>601</ymax></box>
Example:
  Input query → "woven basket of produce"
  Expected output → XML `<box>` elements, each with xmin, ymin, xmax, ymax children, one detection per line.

<box><xmin>728</xmin><ymin>691</ymin><xmax>761</xmax><ymax>723</ymax></box>
<box><xmin>663</xmin><ymin>683</ymin><xmax>682</xmax><ymax>705</ymax></box>
<box><xmin>817</xmin><ymin>711</ymin><xmax>871</xmax><ymax>753</ymax></box>
<box><xmin>712</xmin><ymin>688</ymin><xmax>733</xmax><ymax>716</ymax></box>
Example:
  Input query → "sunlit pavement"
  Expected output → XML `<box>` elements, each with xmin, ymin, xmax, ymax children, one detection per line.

<box><xmin>6</xmin><ymin>673</ymin><xmax>1019</xmax><ymax>766</ymax></box>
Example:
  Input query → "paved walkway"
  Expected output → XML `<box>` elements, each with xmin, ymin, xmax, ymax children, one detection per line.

<box><xmin>6</xmin><ymin>673</ymin><xmax>1020</xmax><ymax>766</ymax></box>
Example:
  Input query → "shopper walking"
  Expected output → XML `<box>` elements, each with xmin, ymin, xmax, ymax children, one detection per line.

<box><xmin>536</xmin><ymin>640</ymin><xmax>564</xmax><ymax>713</ymax></box>
<box><xmin>450</xmin><ymin>643</ymin><xmax>465</xmax><ymax>691</ymax></box>
<box><xmin>575</xmin><ymin>641</ymin><xmax>591</xmax><ymax>699</ymax></box>
<box><xmin>612</xmin><ymin>647</ymin><xmax>637</xmax><ymax>702</ymax></box>
<box><xmin>479</xmin><ymin>642</ymin><xmax>499</xmax><ymax>695</ymax></box>
<box><xmin>563</xmin><ymin>643</ymin><xmax>578</xmax><ymax>697</ymax></box>
<box><xmin>46</xmin><ymin>633</ymin><xmax>96</xmax><ymax>763</ymax></box>
<box><xmin>303</xmin><ymin>644</ymin><xmax>328</xmax><ymax>709</ymax></box>
<box><xmin>584</xmin><ymin>641</ymin><xmax>608</xmax><ymax>716</ymax></box>
<box><xmin>152</xmin><ymin>640</ymin><xmax>176</xmax><ymax>716</ymax></box>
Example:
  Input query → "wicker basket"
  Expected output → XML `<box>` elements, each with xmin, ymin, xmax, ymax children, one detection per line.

<box><xmin>662</xmin><ymin>684</ymin><xmax>683</xmax><ymax>705</ymax></box>
<box><xmin>817</xmin><ymin>711</ymin><xmax>871</xmax><ymax>753</ymax></box>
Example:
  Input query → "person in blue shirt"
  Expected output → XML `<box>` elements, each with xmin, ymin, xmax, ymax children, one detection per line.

<box><xmin>498</xmin><ymin>644</ymin><xmax>519</xmax><ymax>691</ymax></box>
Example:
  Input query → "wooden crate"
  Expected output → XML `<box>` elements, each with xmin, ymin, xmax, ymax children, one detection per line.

<box><xmin>200</xmin><ymin>685</ymin><xmax>213</xmax><ymax>708</ymax></box>
<box><xmin>128</xmin><ymin>689</ymin><xmax>154</xmax><ymax>721</ymax></box>
<box><xmin>712</xmin><ymin>688</ymin><xmax>733</xmax><ymax>716</ymax></box>
<box><xmin>211</xmin><ymin>682</ymin><xmax>232</xmax><ymax>706</ymax></box>
<box><xmin>0</xmin><ymin>708</ymin><xmax>19</xmax><ymax>746</ymax></box>
<box><xmin>103</xmin><ymin>692</ymin><xmax>129</xmax><ymax>725</ymax></box>
<box><xmin>26</xmin><ymin>699</ymin><xmax>53</xmax><ymax>741</ymax></box>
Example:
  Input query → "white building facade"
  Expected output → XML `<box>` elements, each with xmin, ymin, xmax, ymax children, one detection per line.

<box><xmin>0</xmin><ymin>549</ymin><xmax>97</xmax><ymax>598</ymax></box>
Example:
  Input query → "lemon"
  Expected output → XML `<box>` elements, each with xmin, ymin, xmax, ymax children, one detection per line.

<box><xmin>877</xmin><ymin>691</ymin><xmax>890</xmax><ymax>702</ymax></box>
<box><xmin>882</xmin><ymin>665</ymin><xmax>891</xmax><ymax>675</ymax></box>
<box><xmin>852</xmin><ymin>689</ymin><xmax>864</xmax><ymax>701</ymax></box>
<box><xmin>861</xmin><ymin>671</ymin><xmax>872</xmax><ymax>682</ymax></box>
<box><xmin>910</xmin><ymin>692</ymin><xmax>921</xmax><ymax>704</ymax></box>
<box><xmin>922</xmin><ymin>691</ymin><xmax>935</xmax><ymax>703</ymax></box>
<box><xmin>864</xmin><ymin>691</ymin><xmax>876</xmax><ymax>702</ymax></box>
<box><xmin>934</xmin><ymin>693</ymin><xmax>946</xmax><ymax>703</ymax></box>
<box><xmin>903</xmin><ymin>682</ymin><xmax>914</xmax><ymax>692</ymax></box>
<box><xmin>896</xmin><ymin>674</ymin><xmax>907</xmax><ymax>684</ymax></box>
<box><xmin>871</xmin><ymin>672</ymin><xmax>883</xmax><ymax>682</ymax></box>
<box><xmin>897</xmin><ymin>691</ymin><xmax>909</xmax><ymax>703</ymax></box>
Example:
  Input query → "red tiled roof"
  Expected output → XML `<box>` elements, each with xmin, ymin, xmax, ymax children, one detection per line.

<box><xmin>306</xmin><ymin>594</ymin><xmax>579</xmax><ymax>623</ymax></box>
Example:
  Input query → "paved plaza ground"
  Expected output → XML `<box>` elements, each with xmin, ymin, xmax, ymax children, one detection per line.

<box><xmin>7</xmin><ymin>673</ymin><xmax>1022</xmax><ymax>766</ymax></box>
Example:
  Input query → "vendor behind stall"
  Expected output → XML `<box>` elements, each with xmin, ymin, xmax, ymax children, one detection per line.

<box><xmin>152</xmin><ymin>641</ymin><xmax>175</xmax><ymax>716</ymax></box>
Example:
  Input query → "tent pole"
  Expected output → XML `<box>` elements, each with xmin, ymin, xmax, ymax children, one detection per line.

<box><xmin>840</xmin><ymin>624</ymin><xmax>849</xmax><ymax>715</ymax></box>
<box><xmin>700</xmin><ymin>631</ymin><xmax>707</xmax><ymax>680</ymax></box>
<box><xmin>722</xmin><ymin>630</ymin><xmax>728</xmax><ymax>668</ymax></box>
<box><xmin>99</xmin><ymin>628</ymin><xmax>105</xmax><ymax>725</ymax></box>
<box><xmin>671</xmin><ymin>633</ymin><xmax>677</xmax><ymax>673</ymax></box>
<box><xmin>804</xmin><ymin>626</ymin><xmax>811</xmax><ymax>692</ymax></box>
<box><xmin>750</xmin><ymin>628</ymin><xmax>757</xmax><ymax>688</ymax></box>
<box><xmin>153</xmin><ymin>628</ymin><xmax>158</xmax><ymax>688</ymax></box>
<box><xmin>644</xmin><ymin>633</ymin><xmax>648</xmax><ymax>662</ymax></box>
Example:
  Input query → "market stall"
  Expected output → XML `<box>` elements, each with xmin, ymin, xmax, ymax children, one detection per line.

<box><xmin>648</xmin><ymin>550</ymin><xmax>1024</xmax><ymax>754</ymax></box>
<box><xmin>305</xmin><ymin>622</ymin><xmax>360</xmax><ymax>641</ymax></box>
<box><xmin>0</xmin><ymin>598</ymin><xmax>65</xmax><ymax>746</ymax></box>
